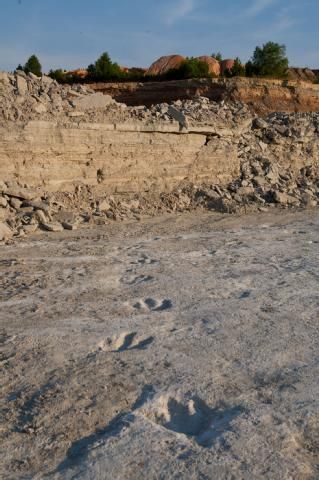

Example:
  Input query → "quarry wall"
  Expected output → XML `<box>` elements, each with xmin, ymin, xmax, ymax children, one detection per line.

<box><xmin>0</xmin><ymin>71</ymin><xmax>318</xmax><ymax>196</ymax></box>
<box><xmin>90</xmin><ymin>77</ymin><xmax>319</xmax><ymax>115</ymax></box>
<box><xmin>0</xmin><ymin>120</ymin><xmax>238</xmax><ymax>193</ymax></box>
<box><xmin>1</xmin><ymin>71</ymin><xmax>319</xmax><ymax>240</ymax></box>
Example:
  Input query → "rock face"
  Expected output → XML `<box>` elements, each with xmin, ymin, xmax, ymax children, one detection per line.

<box><xmin>90</xmin><ymin>77</ymin><xmax>319</xmax><ymax>113</ymax></box>
<box><xmin>221</xmin><ymin>59</ymin><xmax>235</xmax><ymax>75</ymax></box>
<box><xmin>196</xmin><ymin>56</ymin><xmax>221</xmax><ymax>76</ymax></box>
<box><xmin>147</xmin><ymin>55</ymin><xmax>186</xmax><ymax>76</ymax></box>
<box><xmin>0</xmin><ymin>71</ymin><xmax>318</xmax><ymax>238</ymax></box>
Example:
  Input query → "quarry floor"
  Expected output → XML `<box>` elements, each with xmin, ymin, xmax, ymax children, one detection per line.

<box><xmin>1</xmin><ymin>210</ymin><xmax>319</xmax><ymax>479</ymax></box>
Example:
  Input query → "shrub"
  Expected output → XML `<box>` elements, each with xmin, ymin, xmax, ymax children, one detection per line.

<box><xmin>87</xmin><ymin>52</ymin><xmax>122</xmax><ymax>81</ymax></box>
<box><xmin>24</xmin><ymin>55</ymin><xmax>42</xmax><ymax>76</ymax></box>
<box><xmin>247</xmin><ymin>42</ymin><xmax>289</xmax><ymax>78</ymax></box>
<box><xmin>314</xmin><ymin>75</ymin><xmax>319</xmax><ymax>84</ymax></box>
<box><xmin>224</xmin><ymin>57</ymin><xmax>246</xmax><ymax>77</ymax></box>
<box><xmin>48</xmin><ymin>69</ymin><xmax>67</xmax><ymax>82</ymax></box>
<box><xmin>165</xmin><ymin>57</ymin><xmax>211</xmax><ymax>80</ymax></box>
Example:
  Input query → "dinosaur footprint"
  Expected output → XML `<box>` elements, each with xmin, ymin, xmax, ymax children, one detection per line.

<box><xmin>133</xmin><ymin>298</ymin><xmax>173</xmax><ymax>312</ymax></box>
<box><xmin>98</xmin><ymin>332</ymin><xmax>154</xmax><ymax>352</ymax></box>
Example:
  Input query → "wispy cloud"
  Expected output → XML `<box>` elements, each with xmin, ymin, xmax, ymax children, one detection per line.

<box><xmin>244</xmin><ymin>0</ymin><xmax>277</xmax><ymax>18</ymax></box>
<box><xmin>164</xmin><ymin>0</ymin><xmax>196</xmax><ymax>26</ymax></box>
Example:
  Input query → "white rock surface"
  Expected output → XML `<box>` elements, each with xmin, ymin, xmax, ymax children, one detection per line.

<box><xmin>1</xmin><ymin>211</ymin><xmax>318</xmax><ymax>479</ymax></box>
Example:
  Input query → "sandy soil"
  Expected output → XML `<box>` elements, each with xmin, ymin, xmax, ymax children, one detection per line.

<box><xmin>1</xmin><ymin>210</ymin><xmax>319</xmax><ymax>479</ymax></box>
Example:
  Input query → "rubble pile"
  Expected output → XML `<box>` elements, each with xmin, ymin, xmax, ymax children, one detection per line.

<box><xmin>129</xmin><ymin>97</ymin><xmax>252</xmax><ymax>128</ymax></box>
<box><xmin>0</xmin><ymin>70</ymin><xmax>125</xmax><ymax>124</ymax></box>
<box><xmin>0</xmin><ymin>71</ymin><xmax>251</xmax><ymax>126</ymax></box>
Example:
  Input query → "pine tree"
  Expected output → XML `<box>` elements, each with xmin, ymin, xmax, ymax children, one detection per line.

<box><xmin>24</xmin><ymin>55</ymin><xmax>42</xmax><ymax>76</ymax></box>
<box><xmin>212</xmin><ymin>52</ymin><xmax>222</xmax><ymax>62</ymax></box>
<box><xmin>88</xmin><ymin>52</ymin><xmax>122</xmax><ymax>81</ymax></box>
<box><xmin>225</xmin><ymin>58</ymin><xmax>246</xmax><ymax>77</ymax></box>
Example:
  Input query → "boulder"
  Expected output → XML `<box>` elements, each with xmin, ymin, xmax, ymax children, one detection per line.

<box><xmin>274</xmin><ymin>191</ymin><xmax>299</xmax><ymax>206</ymax></box>
<box><xmin>0</xmin><ymin>197</ymin><xmax>7</xmax><ymax>207</ymax></box>
<box><xmin>22</xmin><ymin>200</ymin><xmax>50</xmax><ymax>213</ymax></box>
<box><xmin>253</xmin><ymin>118</ymin><xmax>268</xmax><ymax>129</ymax></box>
<box><xmin>62</xmin><ymin>221</ymin><xmax>78</xmax><ymax>230</ymax></box>
<box><xmin>5</xmin><ymin>187</ymin><xmax>39</xmax><ymax>201</ymax></box>
<box><xmin>33</xmin><ymin>210</ymin><xmax>49</xmax><ymax>224</ymax></box>
<box><xmin>301</xmin><ymin>193</ymin><xmax>317</xmax><ymax>207</ymax></box>
<box><xmin>28</xmin><ymin>72</ymin><xmax>40</xmax><ymax>81</ymax></box>
<box><xmin>16</xmin><ymin>75</ymin><xmax>28</xmax><ymax>96</ymax></box>
<box><xmin>0</xmin><ymin>222</ymin><xmax>13</xmax><ymax>241</ymax></box>
<box><xmin>0</xmin><ymin>71</ymin><xmax>10</xmax><ymax>85</ymax></box>
<box><xmin>9</xmin><ymin>197</ymin><xmax>22</xmax><ymax>209</ymax></box>
<box><xmin>23</xmin><ymin>224</ymin><xmax>38</xmax><ymax>235</ymax></box>
<box><xmin>167</xmin><ymin>105</ymin><xmax>188</xmax><ymax>128</ymax></box>
<box><xmin>147</xmin><ymin>55</ymin><xmax>186</xmax><ymax>76</ymax></box>
<box><xmin>98</xmin><ymin>200</ymin><xmax>111</xmax><ymax>212</ymax></box>
<box><xmin>34</xmin><ymin>103</ymin><xmax>47</xmax><ymax>114</ymax></box>
<box><xmin>196</xmin><ymin>56</ymin><xmax>220</xmax><ymax>76</ymax></box>
<box><xmin>41</xmin><ymin>75</ymin><xmax>54</xmax><ymax>86</ymax></box>
<box><xmin>41</xmin><ymin>222</ymin><xmax>64</xmax><ymax>232</ymax></box>
<box><xmin>73</xmin><ymin>92</ymin><xmax>114</xmax><ymax>110</ymax></box>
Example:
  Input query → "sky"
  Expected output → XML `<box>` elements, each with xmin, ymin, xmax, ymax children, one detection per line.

<box><xmin>0</xmin><ymin>0</ymin><xmax>318</xmax><ymax>72</ymax></box>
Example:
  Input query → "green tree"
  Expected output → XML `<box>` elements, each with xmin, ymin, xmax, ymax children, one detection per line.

<box><xmin>24</xmin><ymin>54</ymin><xmax>42</xmax><ymax>76</ymax></box>
<box><xmin>164</xmin><ymin>57</ymin><xmax>212</xmax><ymax>80</ymax></box>
<box><xmin>49</xmin><ymin>69</ymin><xmax>68</xmax><ymax>83</ymax></box>
<box><xmin>225</xmin><ymin>57</ymin><xmax>246</xmax><ymax>77</ymax></box>
<box><xmin>179</xmin><ymin>58</ymin><xmax>210</xmax><ymax>78</ymax></box>
<box><xmin>88</xmin><ymin>52</ymin><xmax>122</xmax><ymax>81</ymax></box>
<box><xmin>165</xmin><ymin>58</ymin><xmax>210</xmax><ymax>80</ymax></box>
<box><xmin>249</xmin><ymin>42</ymin><xmax>288</xmax><ymax>78</ymax></box>
<box><xmin>212</xmin><ymin>52</ymin><xmax>222</xmax><ymax>62</ymax></box>
<box><xmin>245</xmin><ymin>60</ymin><xmax>257</xmax><ymax>77</ymax></box>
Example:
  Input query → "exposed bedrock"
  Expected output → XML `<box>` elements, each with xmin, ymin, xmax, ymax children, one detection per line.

<box><xmin>90</xmin><ymin>77</ymin><xmax>319</xmax><ymax>114</ymax></box>
<box><xmin>0</xmin><ymin>71</ymin><xmax>318</xmax><ymax>239</ymax></box>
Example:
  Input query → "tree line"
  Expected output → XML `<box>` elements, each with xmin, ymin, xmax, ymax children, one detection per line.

<box><xmin>16</xmin><ymin>43</ymin><xmax>319</xmax><ymax>84</ymax></box>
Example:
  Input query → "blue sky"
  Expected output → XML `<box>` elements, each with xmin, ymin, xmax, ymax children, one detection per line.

<box><xmin>0</xmin><ymin>0</ymin><xmax>318</xmax><ymax>72</ymax></box>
